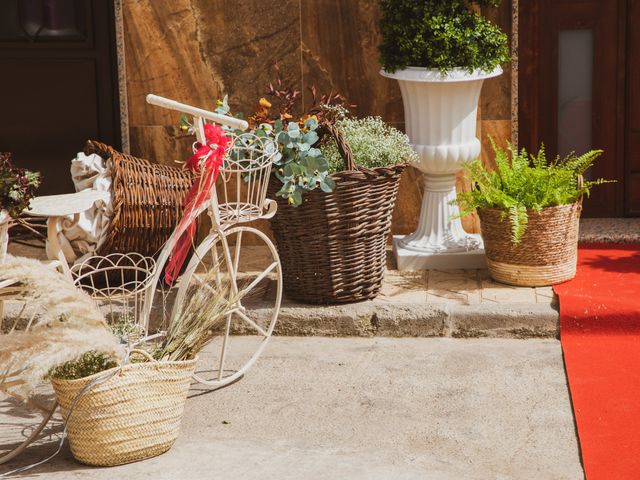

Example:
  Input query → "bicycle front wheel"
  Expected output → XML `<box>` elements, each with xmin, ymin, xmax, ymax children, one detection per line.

<box><xmin>170</xmin><ymin>226</ymin><xmax>282</xmax><ymax>388</ymax></box>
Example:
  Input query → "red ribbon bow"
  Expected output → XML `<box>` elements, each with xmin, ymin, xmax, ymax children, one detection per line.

<box><xmin>164</xmin><ymin>123</ymin><xmax>230</xmax><ymax>285</ymax></box>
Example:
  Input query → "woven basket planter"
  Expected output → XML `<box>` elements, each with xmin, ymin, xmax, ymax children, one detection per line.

<box><xmin>84</xmin><ymin>140</ymin><xmax>195</xmax><ymax>257</ymax></box>
<box><xmin>51</xmin><ymin>352</ymin><xmax>196</xmax><ymax>467</ymax></box>
<box><xmin>269</xmin><ymin>124</ymin><xmax>405</xmax><ymax>304</ymax></box>
<box><xmin>478</xmin><ymin>202</ymin><xmax>582</xmax><ymax>287</ymax></box>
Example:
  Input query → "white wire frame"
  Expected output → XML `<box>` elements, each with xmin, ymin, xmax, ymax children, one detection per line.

<box><xmin>71</xmin><ymin>253</ymin><xmax>157</xmax><ymax>341</ymax></box>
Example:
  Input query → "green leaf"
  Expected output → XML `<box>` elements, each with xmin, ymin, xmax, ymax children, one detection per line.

<box><xmin>323</xmin><ymin>176</ymin><xmax>336</xmax><ymax>190</ymax></box>
<box><xmin>302</xmin><ymin>131</ymin><xmax>319</xmax><ymax>145</ymax></box>
<box><xmin>304</xmin><ymin>157</ymin><xmax>318</xmax><ymax>174</ymax></box>
<box><xmin>319</xmin><ymin>179</ymin><xmax>334</xmax><ymax>193</ymax></box>
<box><xmin>287</xmin><ymin>122</ymin><xmax>300</xmax><ymax>138</ymax></box>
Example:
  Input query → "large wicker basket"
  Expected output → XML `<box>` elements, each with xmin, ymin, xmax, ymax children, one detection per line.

<box><xmin>51</xmin><ymin>352</ymin><xmax>196</xmax><ymax>467</ymax></box>
<box><xmin>84</xmin><ymin>140</ymin><xmax>195</xmax><ymax>257</ymax></box>
<box><xmin>269</xmin><ymin>124</ymin><xmax>405</xmax><ymax>304</ymax></box>
<box><xmin>478</xmin><ymin>202</ymin><xmax>582</xmax><ymax>287</ymax></box>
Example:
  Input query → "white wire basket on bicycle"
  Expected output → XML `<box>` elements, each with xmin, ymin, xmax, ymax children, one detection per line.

<box><xmin>71</xmin><ymin>253</ymin><xmax>157</xmax><ymax>343</ymax></box>
<box><xmin>216</xmin><ymin>132</ymin><xmax>279</xmax><ymax>224</ymax></box>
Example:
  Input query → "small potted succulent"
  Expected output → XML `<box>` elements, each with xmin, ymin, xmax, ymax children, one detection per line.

<box><xmin>456</xmin><ymin>141</ymin><xmax>611</xmax><ymax>286</ymax></box>
<box><xmin>378</xmin><ymin>0</ymin><xmax>510</xmax><ymax>269</ymax></box>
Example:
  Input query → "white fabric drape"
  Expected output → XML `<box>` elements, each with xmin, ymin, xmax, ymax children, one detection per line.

<box><xmin>47</xmin><ymin>153</ymin><xmax>113</xmax><ymax>263</ymax></box>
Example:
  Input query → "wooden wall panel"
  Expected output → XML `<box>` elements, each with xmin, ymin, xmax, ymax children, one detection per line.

<box><xmin>300</xmin><ymin>0</ymin><xmax>404</xmax><ymax>125</ymax></box>
<box><xmin>122</xmin><ymin>0</ymin><xmax>513</xmax><ymax>235</ymax></box>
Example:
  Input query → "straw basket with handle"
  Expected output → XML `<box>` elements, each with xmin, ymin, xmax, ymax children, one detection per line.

<box><xmin>477</xmin><ymin>176</ymin><xmax>584</xmax><ymax>287</ymax></box>
<box><xmin>51</xmin><ymin>350</ymin><xmax>196</xmax><ymax>467</ymax></box>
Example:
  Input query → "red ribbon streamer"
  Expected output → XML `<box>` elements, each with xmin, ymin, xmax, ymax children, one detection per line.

<box><xmin>164</xmin><ymin>123</ymin><xmax>230</xmax><ymax>285</ymax></box>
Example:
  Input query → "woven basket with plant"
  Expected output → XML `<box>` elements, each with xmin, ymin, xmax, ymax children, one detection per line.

<box><xmin>457</xmin><ymin>141</ymin><xmax>612</xmax><ymax>286</ymax></box>
<box><xmin>1</xmin><ymin>256</ymin><xmax>235</xmax><ymax>468</ymax></box>
<box><xmin>210</xmin><ymin>72</ymin><xmax>412</xmax><ymax>303</ymax></box>
<box><xmin>50</xmin><ymin>350</ymin><xmax>196</xmax><ymax>467</ymax></box>
<box><xmin>49</xmin><ymin>263</ymin><xmax>236</xmax><ymax>466</ymax></box>
<box><xmin>268</xmin><ymin>118</ymin><xmax>408</xmax><ymax>303</ymax></box>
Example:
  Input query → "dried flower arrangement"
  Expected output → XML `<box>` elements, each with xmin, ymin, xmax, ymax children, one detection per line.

<box><xmin>0</xmin><ymin>256</ymin><xmax>123</xmax><ymax>397</ymax></box>
<box><xmin>1</xmin><ymin>254</ymin><xmax>240</xmax><ymax>394</ymax></box>
<box><xmin>0</xmin><ymin>153</ymin><xmax>41</xmax><ymax>218</ymax></box>
<box><xmin>158</xmin><ymin>267</ymin><xmax>237</xmax><ymax>362</ymax></box>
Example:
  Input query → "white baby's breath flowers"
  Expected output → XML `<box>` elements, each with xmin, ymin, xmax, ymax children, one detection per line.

<box><xmin>321</xmin><ymin>116</ymin><xmax>417</xmax><ymax>173</ymax></box>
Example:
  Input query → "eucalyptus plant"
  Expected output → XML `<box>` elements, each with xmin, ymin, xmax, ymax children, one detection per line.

<box><xmin>272</xmin><ymin>117</ymin><xmax>335</xmax><ymax>206</ymax></box>
<box><xmin>456</xmin><ymin>141</ymin><xmax>611</xmax><ymax>243</ymax></box>
<box><xmin>206</xmin><ymin>95</ymin><xmax>337</xmax><ymax>207</ymax></box>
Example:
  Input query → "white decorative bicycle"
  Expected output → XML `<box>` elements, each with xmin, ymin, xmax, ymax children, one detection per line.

<box><xmin>0</xmin><ymin>95</ymin><xmax>283</xmax><ymax>463</ymax></box>
<box><xmin>140</xmin><ymin>94</ymin><xmax>283</xmax><ymax>388</ymax></box>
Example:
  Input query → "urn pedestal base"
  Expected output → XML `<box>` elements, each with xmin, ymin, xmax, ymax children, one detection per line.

<box><xmin>392</xmin><ymin>173</ymin><xmax>486</xmax><ymax>271</ymax></box>
<box><xmin>393</xmin><ymin>235</ymin><xmax>487</xmax><ymax>271</ymax></box>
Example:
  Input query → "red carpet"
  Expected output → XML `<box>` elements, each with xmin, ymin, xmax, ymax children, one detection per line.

<box><xmin>554</xmin><ymin>244</ymin><xmax>640</xmax><ymax>479</ymax></box>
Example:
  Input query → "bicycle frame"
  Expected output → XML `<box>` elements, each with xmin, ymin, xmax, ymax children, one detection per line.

<box><xmin>140</xmin><ymin>94</ymin><xmax>251</xmax><ymax>333</ymax></box>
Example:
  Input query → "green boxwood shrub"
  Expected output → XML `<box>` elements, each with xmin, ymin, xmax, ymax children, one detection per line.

<box><xmin>379</xmin><ymin>0</ymin><xmax>510</xmax><ymax>74</ymax></box>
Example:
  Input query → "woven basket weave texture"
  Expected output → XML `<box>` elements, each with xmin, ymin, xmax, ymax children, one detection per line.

<box><xmin>269</xmin><ymin>124</ymin><xmax>405</xmax><ymax>304</ymax></box>
<box><xmin>478</xmin><ymin>202</ymin><xmax>581</xmax><ymax>287</ymax></box>
<box><xmin>84</xmin><ymin>140</ymin><xmax>194</xmax><ymax>257</ymax></box>
<box><xmin>51</xmin><ymin>357</ymin><xmax>196</xmax><ymax>466</ymax></box>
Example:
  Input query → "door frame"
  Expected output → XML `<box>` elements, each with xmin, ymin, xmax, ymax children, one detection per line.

<box><xmin>518</xmin><ymin>0</ymin><xmax>628</xmax><ymax>217</ymax></box>
<box><xmin>113</xmin><ymin>0</ymin><xmax>129</xmax><ymax>153</ymax></box>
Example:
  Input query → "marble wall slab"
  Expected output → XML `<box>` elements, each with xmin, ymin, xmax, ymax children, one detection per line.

<box><xmin>300</xmin><ymin>0</ymin><xmax>404</xmax><ymax>125</ymax></box>
<box><xmin>122</xmin><ymin>0</ymin><xmax>513</xmax><ymax>237</ymax></box>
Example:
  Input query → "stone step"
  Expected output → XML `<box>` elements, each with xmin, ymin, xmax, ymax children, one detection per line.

<box><xmin>263</xmin><ymin>301</ymin><xmax>558</xmax><ymax>339</ymax></box>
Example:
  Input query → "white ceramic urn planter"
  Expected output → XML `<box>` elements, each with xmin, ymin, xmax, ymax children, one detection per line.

<box><xmin>380</xmin><ymin>66</ymin><xmax>502</xmax><ymax>270</ymax></box>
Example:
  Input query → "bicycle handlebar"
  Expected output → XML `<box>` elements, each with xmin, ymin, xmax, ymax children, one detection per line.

<box><xmin>146</xmin><ymin>94</ymin><xmax>249</xmax><ymax>131</ymax></box>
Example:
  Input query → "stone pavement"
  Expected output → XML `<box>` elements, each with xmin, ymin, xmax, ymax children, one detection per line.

<box><xmin>7</xmin><ymin>217</ymin><xmax>639</xmax><ymax>339</ymax></box>
<box><xmin>5</xmin><ymin>239</ymin><xmax>560</xmax><ymax>339</ymax></box>
<box><xmin>2</xmin><ymin>337</ymin><xmax>584</xmax><ymax>479</ymax></box>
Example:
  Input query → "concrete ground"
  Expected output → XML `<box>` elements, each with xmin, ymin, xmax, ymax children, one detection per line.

<box><xmin>2</xmin><ymin>337</ymin><xmax>583</xmax><ymax>479</ymax></box>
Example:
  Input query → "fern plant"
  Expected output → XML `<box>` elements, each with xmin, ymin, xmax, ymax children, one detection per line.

<box><xmin>456</xmin><ymin>141</ymin><xmax>611</xmax><ymax>243</ymax></box>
